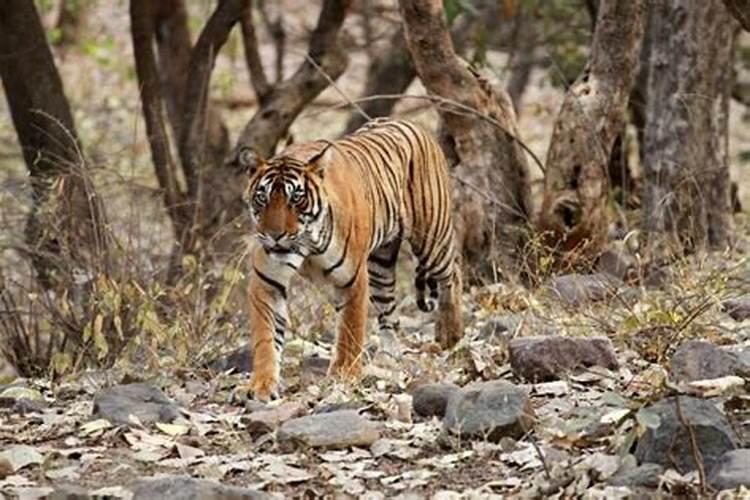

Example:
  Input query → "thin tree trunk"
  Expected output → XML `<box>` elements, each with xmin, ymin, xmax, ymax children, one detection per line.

<box><xmin>0</xmin><ymin>0</ymin><xmax>110</xmax><ymax>288</ymax></box>
<box><xmin>538</xmin><ymin>0</ymin><xmax>645</xmax><ymax>259</ymax></box>
<box><xmin>642</xmin><ymin>0</ymin><xmax>737</xmax><ymax>252</ymax></box>
<box><xmin>399</xmin><ymin>0</ymin><xmax>532</xmax><ymax>281</ymax></box>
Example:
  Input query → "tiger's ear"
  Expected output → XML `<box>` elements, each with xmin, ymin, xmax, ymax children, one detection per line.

<box><xmin>307</xmin><ymin>144</ymin><xmax>333</xmax><ymax>178</ymax></box>
<box><xmin>226</xmin><ymin>145</ymin><xmax>264</xmax><ymax>175</ymax></box>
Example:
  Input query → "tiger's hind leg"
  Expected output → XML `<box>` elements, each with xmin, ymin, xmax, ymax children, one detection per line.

<box><xmin>368</xmin><ymin>239</ymin><xmax>402</xmax><ymax>357</ymax></box>
<box><xmin>434</xmin><ymin>258</ymin><xmax>464</xmax><ymax>349</ymax></box>
<box><xmin>412</xmin><ymin>241</ymin><xmax>464</xmax><ymax>350</ymax></box>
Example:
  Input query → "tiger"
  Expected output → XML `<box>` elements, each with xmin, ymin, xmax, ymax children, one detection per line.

<box><xmin>233</xmin><ymin>118</ymin><xmax>464</xmax><ymax>401</ymax></box>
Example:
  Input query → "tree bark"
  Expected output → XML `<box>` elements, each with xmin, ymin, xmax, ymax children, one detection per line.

<box><xmin>344</xmin><ymin>26</ymin><xmax>416</xmax><ymax>134</ymax></box>
<box><xmin>642</xmin><ymin>0</ymin><xmax>737</xmax><ymax>252</ymax></box>
<box><xmin>538</xmin><ymin>0</ymin><xmax>645</xmax><ymax>259</ymax></box>
<box><xmin>234</xmin><ymin>0</ymin><xmax>352</xmax><ymax>157</ymax></box>
<box><xmin>722</xmin><ymin>0</ymin><xmax>750</xmax><ymax>31</ymax></box>
<box><xmin>399</xmin><ymin>0</ymin><xmax>532</xmax><ymax>281</ymax></box>
<box><xmin>0</xmin><ymin>0</ymin><xmax>110</xmax><ymax>287</ymax></box>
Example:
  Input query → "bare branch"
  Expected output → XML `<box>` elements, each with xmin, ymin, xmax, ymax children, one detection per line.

<box><xmin>235</xmin><ymin>0</ymin><xmax>352</xmax><ymax>157</ymax></box>
<box><xmin>240</xmin><ymin>0</ymin><xmax>271</xmax><ymax>102</ymax></box>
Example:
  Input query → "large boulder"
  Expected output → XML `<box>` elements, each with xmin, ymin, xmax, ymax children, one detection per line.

<box><xmin>635</xmin><ymin>397</ymin><xmax>739</xmax><ymax>473</ymax></box>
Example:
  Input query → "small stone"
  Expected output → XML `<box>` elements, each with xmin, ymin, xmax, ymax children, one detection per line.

<box><xmin>278</xmin><ymin>410</ymin><xmax>380</xmax><ymax>449</ymax></box>
<box><xmin>723</xmin><ymin>297</ymin><xmax>750</xmax><ymax>321</ymax></box>
<box><xmin>609</xmin><ymin>463</ymin><xmax>664</xmax><ymax>488</ymax></box>
<box><xmin>93</xmin><ymin>383</ymin><xmax>181</xmax><ymax>425</ymax></box>
<box><xmin>597</xmin><ymin>248</ymin><xmax>635</xmax><ymax>281</ymax></box>
<box><xmin>547</xmin><ymin>273</ymin><xmax>623</xmax><ymax>307</ymax></box>
<box><xmin>242</xmin><ymin>402</ymin><xmax>306</xmax><ymax>434</ymax></box>
<box><xmin>709</xmin><ymin>449</ymin><xmax>750</xmax><ymax>490</ymax></box>
<box><xmin>670</xmin><ymin>340</ymin><xmax>743</xmax><ymax>382</ymax></box>
<box><xmin>47</xmin><ymin>485</ymin><xmax>91</xmax><ymax>500</ymax></box>
<box><xmin>0</xmin><ymin>445</ymin><xmax>44</xmax><ymax>473</ymax></box>
<box><xmin>443</xmin><ymin>380</ymin><xmax>535</xmax><ymax>441</ymax></box>
<box><xmin>129</xmin><ymin>475</ymin><xmax>271</xmax><ymax>500</ymax></box>
<box><xmin>479</xmin><ymin>313</ymin><xmax>557</xmax><ymax>341</ymax></box>
<box><xmin>206</xmin><ymin>346</ymin><xmax>252</xmax><ymax>373</ymax></box>
<box><xmin>635</xmin><ymin>397</ymin><xmax>739</xmax><ymax>473</ymax></box>
<box><xmin>411</xmin><ymin>383</ymin><xmax>462</xmax><ymax>418</ymax></box>
<box><xmin>509</xmin><ymin>336</ymin><xmax>619</xmax><ymax>382</ymax></box>
<box><xmin>301</xmin><ymin>355</ymin><xmax>330</xmax><ymax>385</ymax></box>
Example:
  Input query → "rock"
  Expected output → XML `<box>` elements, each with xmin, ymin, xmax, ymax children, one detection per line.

<box><xmin>723</xmin><ymin>297</ymin><xmax>750</xmax><ymax>321</ymax></box>
<box><xmin>48</xmin><ymin>486</ymin><xmax>92</xmax><ymax>500</ymax></box>
<box><xmin>278</xmin><ymin>410</ymin><xmax>380</xmax><ymax>448</ymax></box>
<box><xmin>547</xmin><ymin>273</ymin><xmax>623</xmax><ymax>307</ymax></box>
<box><xmin>509</xmin><ymin>336</ymin><xmax>619</xmax><ymax>382</ymax></box>
<box><xmin>242</xmin><ymin>402</ymin><xmax>306</xmax><ymax>434</ymax></box>
<box><xmin>130</xmin><ymin>475</ymin><xmax>271</xmax><ymax>500</ymax></box>
<box><xmin>597</xmin><ymin>248</ymin><xmax>635</xmax><ymax>281</ymax></box>
<box><xmin>609</xmin><ymin>463</ymin><xmax>664</xmax><ymax>488</ymax></box>
<box><xmin>443</xmin><ymin>381</ymin><xmax>534</xmax><ymax>441</ymax></box>
<box><xmin>207</xmin><ymin>346</ymin><xmax>252</xmax><ymax>373</ymax></box>
<box><xmin>0</xmin><ymin>386</ymin><xmax>44</xmax><ymax>402</ymax></box>
<box><xmin>411</xmin><ymin>383</ymin><xmax>462</xmax><ymax>419</ymax></box>
<box><xmin>479</xmin><ymin>313</ymin><xmax>557</xmax><ymax>341</ymax></box>
<box><xmin>670</xmin><ymin>340</ymin><xmax>744</xmax><ymax>382</ymax></box>
<box><xmin>300</xmin><ymin>355</ymin><xmax>330</xmax><ymax>385</ymax></box>
<box><xmin>0</xmin><ymin>445</ymin><xmax>44</xmax><ymax>473</ymax></box>
<box><xmin>709</xmin><ymin>449</ymin><xmax>750</xmax><ymax>490</ymax></box>
<box><xmin>93</xmin><ymin>383</ymin><xmax>181</xmax><ymax>425</ymax></box>
<box><xmin>635</xmin><ymin>397</ymin><xmax>739</xmax><ymax>473</ymax></box>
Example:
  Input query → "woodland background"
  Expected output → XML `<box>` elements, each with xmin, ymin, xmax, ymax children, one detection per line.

<box><xmin>1</xmin><ymin>0</ymin><xmax>750</xmax><ymax>497</ymax></box>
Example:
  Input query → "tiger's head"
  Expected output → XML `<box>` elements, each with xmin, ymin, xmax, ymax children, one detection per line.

<box><xmin>233</xmin><ymin>143</ymin><xmax>333</xmax><ymax>255</ymax></box>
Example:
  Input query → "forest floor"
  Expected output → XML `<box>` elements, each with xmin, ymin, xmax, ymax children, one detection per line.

<box><xmin>1</xmin><ymin>3</ymin><xmax>750</xmax><ymax>499</ymax></box>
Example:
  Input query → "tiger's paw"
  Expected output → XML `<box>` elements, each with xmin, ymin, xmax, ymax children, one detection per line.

<box><xmin>250</xmin><ymin>374</ymin><xmax>282</xmax><ymax>403</ymax></box>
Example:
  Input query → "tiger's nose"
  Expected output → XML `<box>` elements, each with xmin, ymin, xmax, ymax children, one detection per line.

<box><xmin>267</xmin><ymin>228</ymin><xmax>286</xmax><ymax>242</ymax></box>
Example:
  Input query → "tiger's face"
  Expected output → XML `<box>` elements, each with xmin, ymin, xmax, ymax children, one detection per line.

<box><xmin>235</xmin><ymin>145</ymin><xmax>332</xmax><ymax>256</ymax></box>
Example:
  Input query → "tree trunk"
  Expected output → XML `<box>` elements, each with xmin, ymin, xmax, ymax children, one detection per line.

<box><xmin>399</xmin><ymin>0</ymin><xmax>532</xmax><ymax>281</ymax></box>
<box><xmin>722</xmin><ymin>0</ymin><xmax>750</xmax><ymax>31</ymax></box>
<box><xmin>0</xmin><ymin>0</ymin><xmax>110</xmax><ymax>288</ymax></box>
<box><xmin>641</xmin><ymin>0</ymin><xmax>737</xmax><ymax>252</ymax></box>
<box><xmin>344</xmin><ymin>26</ymin><xmax>416</xmax><ymax>134</ymax></box>
<box><xmin>234</xmin><ymin>0</ymin><xmax>352</xmax><ymax>157</ymax></box>
<box><xmin>538</xmin><ymin>0</ymin><xmax>645</xmax><ymax>259</ymax></box>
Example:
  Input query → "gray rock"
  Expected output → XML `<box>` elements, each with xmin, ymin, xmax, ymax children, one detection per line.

<box><xmin>709</xmin><ymin>449</ymin><xmax>750</xmax><ymax>490</ymax></box>
<box><xmin>130</xmin><ymin>475</ymin><xmax>270</xmax><ymax>500</ymax></box>
<box><xmin>207</xmin><ymin>346</ymin><xmax>252</xmax><ymax>373</ymax></box>
<box><xmin>597</xmin><ymin>248</ymin><xmax>635</xmax><ymax>281</ymax></box>
<box><xmin>443</xmin><ymin>380</ymin><xmax>534</xmax><ymax>441</ymax></box>
<box><xmin>411</xmin><ymin>383</ymin><xmax>462</xmax><ymax>418</ymax></box>
<box><xmin>670</xmin><ymin>340</ymin><xmax>744</xmax><ymax>382</ymax></box>
<box><xmin>479</xmin><ymin>314</ymin><xmax>557</xmax><ymax>341</ymax></box>
<box><xmin>48</xmin><ymin>486</ymin><xmax>92</xmax><ymax>500</ymax></box>
<box><xmin>278</xmin><ymin>409</ymin><xmax>380</xmax><ymax>448</ymax></box>
<box><xmin>301</xmin><ymin>355</ymin><xmax>330</xmax><ymax>386</ymax></box>
<box><xmin>609</xmin><ymin>463</ymin><xmax>664</xmax><ymax>488</ymax></box>
<box><xmin>93</xmin><ymin>383</ymin><xmax>181</xmax><ymax>425</ymax></box>
<box><xmin>547</xmin><ymin>273</ymin><xmax>623</xmax><ymax>307</ymax></box>
<box><xmin>635</xmin><ymin>397</ymin><xmax>739</xmax><ymax>473</ymax></box>
<box><xmin>509</xmin><ymin>335</ymin><xmax>619</xmax><ymax>382</ymax></box>
<box><xmin>723</xmin><ymin>297</ymin><xmax>750</xmax><ymax>321</ymax></box>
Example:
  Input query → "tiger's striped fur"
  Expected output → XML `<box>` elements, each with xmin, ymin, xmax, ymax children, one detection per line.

<box><xmin>237</xmin><ymin>118</ymin><xmax>463</xmax><ymax>401</ymax></box>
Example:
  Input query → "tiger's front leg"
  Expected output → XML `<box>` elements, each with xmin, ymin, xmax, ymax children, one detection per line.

<box><xmin>329</xmin><ymin>264</ymin><xmax>369</xmax><ymax>380</ymax></box>
<box><xmin>246</xmin><ymin>248</ymin><xmax>293</xmax><ymax>401</ymax></box>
